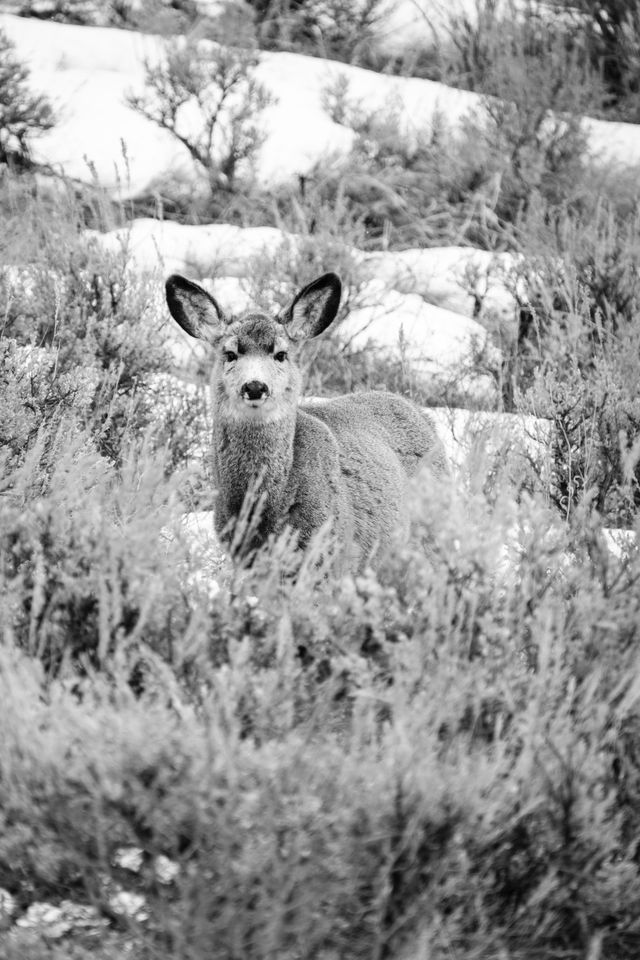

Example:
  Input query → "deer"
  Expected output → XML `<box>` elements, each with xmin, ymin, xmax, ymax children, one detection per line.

<box><xmin>165</xmin><ymin>271</ymin><xmax>448</xmax><ymax>573</ymax></box>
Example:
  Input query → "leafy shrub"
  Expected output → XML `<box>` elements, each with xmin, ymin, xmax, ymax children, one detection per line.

<box><xmin>4</xmin><ymin>470</ymin><xmax>640</xmax><ymax>957</ymax></box>
<box><xmin>314</xmin><ymin>80</ymin><xmax>508</xmax><ymax>250</ymax></box>
<box><xmin>17</xmin><ymin>0</ymin><xmax>200</xmax><ymax>32</ymax></box>
<box><xmin>0</xmin><ymin>434</ymin><xmax>199</xmax><ymax>674</ymax></box>
<box><xmin>554</xmin><ymin>0</ymin><xmax>640</xmax><ymax>122</ymax></box>
<box><xmin>0</xmin><ymin>339</ymin><xmax>97</xmax><ymax>477</ymax></box>
<box><xmin>249</xmin><ymin>0</ymin><xmax>387</xmax><ymax>67</ymax></box>
<box><xmin>374</xmin><ymin>0</ymin><xmax>604</xmax><ymax>240</ymax></box>
<box><xmin>17</xmin><ymin>0</ymin><xmax>101</xmax><ymax>25</ymax></box>
<box><xmin>0</xmin><ymin>174</ymin><xmax>214</xmax><ymax>481</ymax></box>
<box><xmin>506</xmin><ymin>205</ymin><xmax>640</xmax><ymax>524</ymax></box>
<box><xmin>109</xmin><ymin>0</ymin><xmax>199</xmax><ymax>33</ymax></box>
<box><xmin>0</xmin><ymin>184</ymin><xmax>211</xmax><ymax>672</ymax></box>
<box><xmin>1</xmin><ymin>255</ymin><xmax>168</xmax><ymax>464</ymax></box>
<box><xmin>4</xmin><ymin>10</ymin><xmax>640</xmax><ymax>955</ymax></box>
<box><xmin>0</xmin><ymin>28</ymin><xmax>55</xmax><ymax>168</ymax></box>
<box><xmin>314</xmin><ymin>66</ymin><xmax>590</xmax><ymax>254</ymax></box>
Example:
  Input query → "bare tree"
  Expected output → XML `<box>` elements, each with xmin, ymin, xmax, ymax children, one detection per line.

<box><xmin>127</xmin><ymin>38</ymin><xmax>272</xmax><ymax>193</ymax></box>
<box><xmin>0</xmin><ymin>29</ymin><xmax>55</xmax><ymax>168</ymax></box>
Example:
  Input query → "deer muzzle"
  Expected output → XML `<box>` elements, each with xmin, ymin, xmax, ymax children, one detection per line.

<box><xmin>241</xmin><ymin>380</ymin><xmax>270</xmax><ymax>405</ymax></box>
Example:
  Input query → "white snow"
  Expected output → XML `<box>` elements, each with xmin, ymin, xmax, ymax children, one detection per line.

<box><xmin>113</xmin><ymin>846</ymin><xmax>144</xmax><ymax>872</ymax></box>
<box><xmin>602</xmin><ymin>527</ymin><xmax>637</xmax><ymax>560</ymax></box>
<box><xmin>112</xmin><ymin>846</ymin><xmax>180</xmax><ymax>884</ymax></box>
<box><xmin>342</xmin><ymin>281</ymin><xmax>496</xmax><ymax>396</ymax></box>
<box><xmin>428</xmin><ymin>406</ymin><xmax>552</xmax><ymax>476</ymax></box>
<box><xmin>0</xmin><ymin>888</ymin><xmax>17</xmax><ymax>925</ymax></box>
<box><xmin>161</xmin><ymin>509</ymin><xmax>224</xmax><ymax>598</ymax></box>
<box><xmin>363</xmin><ymin>246</ymin><xmax>521</xmax><ymax>321</ymax></box>
<box><xmin>90</xmin><ymin>218</ymin><xmax>521</xmax><ymax>326</ymax></box>
<box><xmin>370</xmin><ymin>0</ymin><xmax>496</xmax><ymax>58</ymax></box>
<box><xmin>90</xmin><ymin>218</ymin><xmax>292</xmax><ymax>277</ymax></box>
<box><xmin>3</xmin><ymin>13</ymin><xmax>640</xmax><ymax>197</ymax></box>
<box><xmin>89</xmin><ymin>218</ymin><xmax>511</xmax><ymax>393</ymax></box>
<box><xmin>108</xmin><ymin>890</ymin><xmax>149</xmax><ymax>921</ymax></box>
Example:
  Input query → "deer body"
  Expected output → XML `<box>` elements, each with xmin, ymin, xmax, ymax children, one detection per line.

<box><xmin>166</xmin><ymin>272</ymin><xmax>448</xmax><ymax>572</ymax></box>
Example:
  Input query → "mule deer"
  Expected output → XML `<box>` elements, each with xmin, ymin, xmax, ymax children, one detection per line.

<box><xmin>166</xmin><ymin>272</ymin><xmax>448</xmax><ymax>572</ymax></box>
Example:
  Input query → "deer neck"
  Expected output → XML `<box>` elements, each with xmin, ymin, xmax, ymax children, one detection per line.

<box><xmin>213</xmin><ymin>411</ymin><xmax>296</xmax><ymax>522</ymax></box>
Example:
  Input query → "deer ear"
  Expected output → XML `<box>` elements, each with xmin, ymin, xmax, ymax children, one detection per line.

<box><xmin>281</xmin><ymin>273</ymin><xmax>341</xmax><ymax>341</ymax></box>
<box><xmin>165</xmin><ymin>274</ymin><xmax>226</xmax><ymax>341</ymax></box>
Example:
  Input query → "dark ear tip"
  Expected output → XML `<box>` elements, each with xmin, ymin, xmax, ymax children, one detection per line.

<box><xmin>165</xmin><ymin>273</ymin><xmax>184</xmax><ymax>294</ymax></box>
<box><xmin>324</xmin><ymin>272</ymin><xmax>341</xmax><ymax>292</ymax></box>
<box><xmin>165</xmin><ymin>274</ymin><xmax>194</xmax><ymax>331</ymax></box>
<box><xmin>325</xmin><ymin>273</ymin><xmax>342</xmax><ymax>314</ymax></box>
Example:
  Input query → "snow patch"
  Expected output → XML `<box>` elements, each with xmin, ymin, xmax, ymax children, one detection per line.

<box><xmin>428</xmin><ymin>406</ymin><xmax>552</xmax><ymax>476</ymax></box>
<box><xmin>90</xmin><ymin>218</ymin><xmax>291</xmax><ymax>276</ymax></box>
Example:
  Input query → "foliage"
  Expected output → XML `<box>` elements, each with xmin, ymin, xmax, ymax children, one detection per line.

<box><xmin>0</xmin><ymin>176</ymin><xmax>205</xmax><ymax>474</ymax></box>
<box><xmin>425</xmin><ymin>1</ymin><xmax>603</xmax><ymax>226</ymax></box>
<box><xmin>313</xmin><ymin>55</ymin><xmax>593</xmax><ymax>254</ymax></box>
<box><xmin>4</xmin><ymin>439</ymin><xmax>640</xmax><ymax>957</ymax></box>
<box><xmin>17</xmin><ymin>0</ymin><xmax>103</xmax><ymax>25</ymax></box>
<box><xmin>127</xmin><ymin>37</ymin><xmax>272</xmax><ymax>197</ymax></box>
<box><xmin>17</xmin><ymin>0</ymin><xmax>200</xmax><ymax>32</ymax></box>
<box><xmin>2</xmin><ymin>173</ymin><xmax>640</xmax><ymax>957</ymax></box>
<box><xmin>0</xmin><ymin>28</ymin><xmax>55</xmax><ymax>168</ymax></box>
<box><xmin>109</xmin><ymin>0</ymin><xmax>199</xmax><ymax>33</ymax></box>
<box><xmin>5</xmin><ymin>2</ymin><xmax>640</xmax><ymax>955</ymax></box>
<box><xmin>504</xmin><ymin>205</ymin><xmax>640</xmax><ymax>525</ymax></box>
<box><xmin>552</xmin><ymin>0</ymin><xmax>640</xmax><ymax>121</ymax></box>
<box><xmin>248</xmin><ymin>0</ymin><xmax>387</xmax><ymax>67</ymax></box>
<box><xmin>316</xmin><ymin>90</ymin><xmax>511</xmax><ymax>250</ymax></box>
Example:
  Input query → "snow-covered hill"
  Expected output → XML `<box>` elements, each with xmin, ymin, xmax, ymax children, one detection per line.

<box><xmin>3</xmin><ymin>12</ymin><xmax>640</xmax><ymax>197</ymax></box>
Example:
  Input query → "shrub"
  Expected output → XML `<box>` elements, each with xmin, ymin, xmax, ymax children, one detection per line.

<box><xmin>0</xmin><ymin>339</ymin><xmax>96</xmax><ymax>479</ymax></box>
<box><xmin>249</xmin><ymin>0</ymin><xmax>387</xmax><ymax>67</ymax></box>
<box><xmin>127</xmin><ymin>37</ymin><xmax>272</xmax><ymax>198</ymax></box>
<box><xmin>0</xmin><ymin>436</ymin><xmax>196</xmax><ymax>675</ymax></box>
<box><xmin>4</xmin><ymin>475</ymin><xmax>640</xmax><ymax>956</ymax></box>
<box><xmin>506</xmin><ymin>205</ymin><xmax>640</xmax><ymax>524</ymax></box>
<box><xmin>0</xmin><ymin>174</ymin><xmax>210</xmax><ymax>473</ymax></box>
<box><xmin>0</xmin><ymin>28</ymin><xmax>55</xmax><ymax>168</ymax></box>
<box><xmin>109</xmin><ymin>0</ymin><xmax>199</xmax><ymax>33</ymax></box>
<box><xmin>315</xmin><ymin>63</ymin><xmax>591</xmax><ymax>254</ymax></box>
<box><xmin>1</xmin><ymin>253</ymin><xmax>169</xmax><ymax>465</ymax></box>
<box><xmin>316</xmin><ymin>81</ymin><xmax>512</xmax><ymax>250</ymax></box>
<box><xmin>17</xmin><ymin>0</ymin><xmax>101</xmax><ymax>24</ymax></box>
<box><xmin>553</xmin><ymin>0</ymin><xmax>640</xmax><ymax>121</ymax></box>
<box><xmin>4</xmin><ymin>15</ymin><xmax>640</xmax><ymax>952</ymax></box>
<box><xmin>17</xmin><ymin>0</ymin><xmax>201</xmax><ymax>32</ymax></box>
<box><xmin>417</xmin><ymin>0</ymin><xmax>604</xmax><ymax>228</ymax></box>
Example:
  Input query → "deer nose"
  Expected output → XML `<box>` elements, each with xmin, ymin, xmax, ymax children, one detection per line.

<box><xmin>241</xmin><ymin>380</ymin><xmax>270</xmax><ymax>402</ymax></box>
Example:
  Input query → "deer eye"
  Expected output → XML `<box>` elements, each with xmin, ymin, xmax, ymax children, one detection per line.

<box><xmin>223</xmin><ymin>350</ymin><xmax>237</xmax><ymax>363</ymax></box>
<box><xmin>274</xmin><ymin>350</ymin><xmax>288</xmax><ymax>362</ymax></box>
